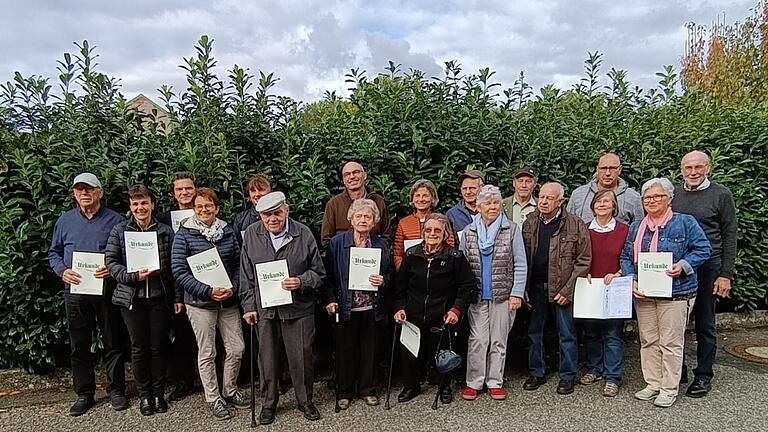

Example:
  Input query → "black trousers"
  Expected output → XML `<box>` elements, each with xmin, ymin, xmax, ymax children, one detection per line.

<box><xmin>64</xmin><ymin>293</ymin><xmax>126</xmax><ymax>396</ymax></box>
<box><xmin>168</xmin><ymin>311</ymin><xmax>198</xmax><ymax>388</ymax></box>
<box><xmin>121</xmin><ymin>298</ymin><xmax>170</xmax><ymax>398</ymax></box>
<box><xmin>336</xmin><ymin>310</ymin><xmax>377</xmax><ymax>399</ymax></box>
<box><xmin>400</xmin><ymin>323</ymin><xmax>443</xmax><ymax>390</ymax></box>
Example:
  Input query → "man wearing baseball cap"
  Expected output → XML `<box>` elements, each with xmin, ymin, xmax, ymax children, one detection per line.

<box><xmin>502</xmin><ymin>167</ymin><xmax>538</xmax><ymax>226</ymax></box>
<box><xmin>446</xmin><ymin>169</ymin><xmax>485</xmax><ymax>232</ymax></box>
<box><xmin>48</xmin><ymin>172</ymin><xmax>127</xmax><ymax>416</ymax></box>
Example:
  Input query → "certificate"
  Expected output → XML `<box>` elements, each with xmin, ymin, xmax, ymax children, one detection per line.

<box><xmin>186</xmin><ymin>247</ymin><xmax>233</xmax><ymax>289</ymax></box>
<box><xmin>573</xmin><ymin>276</ymin><xmax>633</xmax><ymax>319</ymax></box>
<box><xmin>400</xmin><ymin>321</ymin><xmax>421</xmax><ymax>358</ymax></box>
<box><xmin>170</xmin><ymin>209</ymin><xmax>195</xmax><ymax>233</ymax></box>
<box><xmin>403</xmin><ymin>239</ymin><xmax>423</xmax><ymax>251</ymax></box>
<box><xmin>638</xmin><ymin>252</ymin><xmax>673</xmax><ymax>298</ymax></box>
<box><xmin>70</xmin><ymin>252</ymin><xmax>105</xmax><ymax>295</ymax></box>
<box><xmin>456</xmin><ymin>230</ymin><xmax>464</xmax><ymax>244</ymax></box>
<box><xmin>125</xmin><ymin>231</ymin><xmax>160</xmax><ymax>272</ymax></box>
<box><xmin>348</xmin><ymin>247</ymin><xmax>381</xmax><ymax>291</ymax></box>
<box><xmin>255</xmin><ymin>259</ymin><xmax>293</xmax><ymax>308</ymax></box>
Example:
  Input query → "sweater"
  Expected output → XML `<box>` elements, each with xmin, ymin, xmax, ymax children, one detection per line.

<box><xmin>531</xmin><ymin>215</ymin><xmax>559</xmax><ymax>283</ymax></box>
<box><xmin>588</xmin><ymin>222</ymin><xmax>629</xmax><ymax>278</ymax></box>
<box><xmin>672</xmin><ymin>182</ymin><xmax>737</xmax><ymax>279</ymax></box>
<box><xmin>320</xmin><ymin>189</ymin><xmax>391</xmax><ymax>246</ymax></box>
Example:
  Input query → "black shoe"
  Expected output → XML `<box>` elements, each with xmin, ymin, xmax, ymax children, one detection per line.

<box><xmin>439</xmin><ymin>385</ymin><xmax>453</xmax><ymax>404</ymax></box>
<box><xmin>299</xmin><ymin>403</ymin><xmax>321</xmax><ymax>421</ymax></box>
<box><xmin>259</xmin><ymin>408</ymin><xmax>276</xmax><ymax>425</ymax></box>
<box><xmin>154</xmin><ymin>396</ymin><xmax>168</xmax><ymax>413</ymax></box>
<box><xmin>397</xmin><ymin>387</ymin><xmax>421</xmax><ymax>403</ymax></box>
<box><xmin>69</xmin><ymin>395</ymin><xmax>95</xmax><ymax>417</ymax></box>
<box><xmin>139</xmin><ymin>397</ymin><xmax>155</xmax><ymax>416</ymax></box>
<box><xmin>210</xmin><ymin>399</ymin><xmax>232</xmax><ymax>420</ymax></box>
<box><xmin>109</xmin><ymin>391</ymin><xmax>129</xmax><ymax>411</ymax></box>
<box><xmin>168</xmin><ymin>383</ymin><xmax>191</xmax><ymax>402</ymax></box>
<box><xmin>224</xmin><ymin>390</ymin><xmax>250</xmax><ymax>408</ymax></box>
<box><xmin>556</xmin><ymin>379</ymin><xmax>575</xmax><ymax>395</ymax></box>
<box><xmin>523</xmin><ymin>376</ymin><xmax>547</xmax><ymax>391</ymax></box>
<box><xmin>685</xmin><ymin>378</ymin><xmax>712</xmax><ymax>398</ymax></box>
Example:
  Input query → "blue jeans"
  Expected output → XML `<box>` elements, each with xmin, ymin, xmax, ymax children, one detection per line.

<box><xmin>527</xmin><ymin>283</ymin><xmax>578</xmax><ymax>381</ymax></box>
<box><xmin>583</xmin><ymin>319</ymin><xmax>624</xmax><ymax>383</ymax></box>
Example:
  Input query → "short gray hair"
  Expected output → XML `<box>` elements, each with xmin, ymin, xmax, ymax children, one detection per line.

<box><xmin>541</xmin><ymin>182</ymin><xmax>565</xmax><ymax>199</ymax></box>
<box><xmin>346</xmin><ymin>198</ymin><xmax>381</xmax><ymax>223</ymax></box>
<box><xmin>641</xmin><ymin>177</ymin><xmax>675</xmax><ymax>199</ymax></box>
<box><xmin>409</xmin><ymin>179</ymin><xmax>439</xmax><ymax>208</ymax></box>
<box><xmin>476</xmin><ymin>184</ymin><xmax>502</xmax><ymax>206</ymax></box>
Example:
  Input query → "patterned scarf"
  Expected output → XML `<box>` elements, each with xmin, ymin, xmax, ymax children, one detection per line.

<box><xmin>184</xmin><ymin>215</ymin><xmax>227</xmax><ymax>243</ymax></box>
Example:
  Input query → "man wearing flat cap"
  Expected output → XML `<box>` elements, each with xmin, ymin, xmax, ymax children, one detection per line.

<box><xmin>49</xmin><ymin>172</ymin><xmax>127</xmax><ymax>416</ymax></box>
<box><xmin>447</xmin><ymin>169</ymin><xmax>485</xmax><ymax>232</ymax></box>
<box><xmin>503</xmin><ymin>167</ymin><xmax>538</xmax><ymax>226</ymax></box>
<box><xmin>239</xmin><ymin>192</ymin><xmax>326</xmax><ymax>425</ymax></box>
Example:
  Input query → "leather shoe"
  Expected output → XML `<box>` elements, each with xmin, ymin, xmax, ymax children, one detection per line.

<box><xmin>109</xmin><ymin>391</ymin><xmax>129</xmax><ymax>411</ymax></box>
<box><xmin>523</xmin><ymin>376</ymin><xmax>547</xmax><ymax>391</ymax></box>
<box><xmin>168</xmin><ymin>383</ymin><xmax>191</xmax><ymax>402</ymax></box>
<box><xmin>299</xmin><ymin>403</ymin><xmax>321</xmax><ymax>421</ymax></box>
<box><xmin>139</xmin><ymin>397</ymin><xmax>155</xmax><ymax>416</ymax></box>
<box><xmin>69</xmin><ymin>396</ymin><xmax>95</xmax><ymax>417</ymax></box>
<box><xmin>259</xmin><ymin>408</ymin><xmax>276</xmax><ymax>425</ymax></box>
<box><xmin>439</xmin><ymin>386</ymin><xmax>453</xmax><ymax>404</ymax></box>
<box><xmin>685</xmin><ymin>378</ymin><xmax>712</xmax><ymax>398</ymax></box>
<box><xmin>154</xmin><ymin>396</ymin><xmax>168</xmax><ymax>413</ymax></box>
<box><xmin>397</xmin><ymin>387</ymin><xmax>421</xmax><ymax>403</ymax></box>
<box><xmin>557</xmin><ymin>379</ymin><xmax>575</xmax><ymax>395</ymax></box>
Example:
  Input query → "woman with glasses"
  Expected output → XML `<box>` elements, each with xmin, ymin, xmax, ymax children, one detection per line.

<box><xmin>393</xmin><ymin>213</ymin><xmax>476</xmax><ymax>404</ymax></box>
<box><xmin>620</xmin><ymin>178</ymin><xmax>711</xmax><ymax>408</ymax></box>
<box><xmin>171</xmin><ymin>187</ymin><xmax>246</xmax><ymax>421</ymax></box>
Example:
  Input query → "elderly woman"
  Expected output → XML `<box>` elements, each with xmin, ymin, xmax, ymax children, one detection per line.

<box><xmin>579</xmin><ymin>190</ymin><xmax>630</xmax><ymax>397</ymax></box>
<box><xmin>321</xmin><ymin>199</ymin><xmax>392</xmax><ymax>409</ymax></box>
<box><xmin>105</xmin><ymin>184</ymin><xmax>179</xmax><ymax>416</ymax></box>
<box><xmin>171</xmin><ymin>187</ymin><xmax>246</xmax><ymax>421</ymax></box>
<box><xmin>393</xmin><ymin>213</ymin><xmax>476</xmax><ymax>404</ymax></box>
<box><xmin>459</xmin><ymin>185</ymin><xmax>527</xmax><ymax>401</ymax></box>
<box><xmin>620</xmin><ymin>178</ymin><xmax>711</xmax><ymax>408</ymax></box>
<box><xmin>393</xmin><ymin>179</ymin><xmax>454</xmax><ymax>270</ymax></box>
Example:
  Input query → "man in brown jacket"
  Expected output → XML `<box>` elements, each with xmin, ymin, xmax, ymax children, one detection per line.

<box><xmin>521</xmin><ymin>182</ymin><xmax>591</xmax><ymax>396</ymax></box>
<box><xmin>320</xmin><ymin>160</ymin><xmax>391</xmax><ymax>247</ymax></box>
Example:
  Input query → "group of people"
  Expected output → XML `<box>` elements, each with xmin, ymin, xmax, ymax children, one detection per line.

<box><xmin>48</xmin><ymin>150</ymin><xmax>736</xmax><ymax>424</ymax></box>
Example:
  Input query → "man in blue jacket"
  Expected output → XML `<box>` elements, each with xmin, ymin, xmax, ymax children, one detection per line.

<box><xmin>446</xmin><ymin>169</ymin><xmax>484</xmax><ymax>233</ymax></box>
<box><xmin>48</xmin><ymin>172</ymin><xmax>127</xmax><ymax>416</ymax></box>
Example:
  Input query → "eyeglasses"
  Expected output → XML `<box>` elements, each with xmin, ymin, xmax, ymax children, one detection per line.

<box><xmin>597</xmin><ymin>166</ymin><xmax>621</xmax><ymax>172</ymax></box>
<box><xmin>642</xmin><ymin>194</ymin><xmax>667</xmax><ymax>203</ymax></box>
<box><xmin>194</xmin><ymin>204</ymin><xmax>216</xmax><ymax>211</ymax></box>
<box><xmin>342</xmin><ymin>170</ymin><xmax>363</xmax><ymax>178</ymax></box>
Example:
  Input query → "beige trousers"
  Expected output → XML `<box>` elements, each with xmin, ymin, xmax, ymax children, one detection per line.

<box><xmin>635</xmin><ymin>297</ymin><xmax>695</xmax><ymax>396</ymax></box>
<box><xmin>187</xmin><ymin>305</ymin><xmax>245</xmax><ymax>403</ymax></box>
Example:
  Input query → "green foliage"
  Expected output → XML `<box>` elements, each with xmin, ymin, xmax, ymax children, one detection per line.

<box><xmin>1</xmin><ymin>36</ymin><xmax>767</xmax><ymax>371</ymax></box>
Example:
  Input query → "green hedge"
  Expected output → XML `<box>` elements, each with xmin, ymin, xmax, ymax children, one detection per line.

<box><xmin>1</xmin><ymin>37</ymin><xmax>766</xmax><ymax>371</ymax></box>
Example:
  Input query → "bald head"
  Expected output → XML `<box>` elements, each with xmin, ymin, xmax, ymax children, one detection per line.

<box><xmin>680</xmin><ymin>150</ymin><xmax>711</xmax><ymax>189</ymax></box>
<box><xmin>341</xmin><ymin>161</ymin><xmax>368</xmax><ymax>193</ymax></box>
<box><xmin>681</xmin><ymin>150</ymin><xmax>710</xmax><ymax>167</ymax></box>
<box><xmin>596</xmin><ymin>152</ymin><xmax>622</xmax><ymax>190</ymax></box>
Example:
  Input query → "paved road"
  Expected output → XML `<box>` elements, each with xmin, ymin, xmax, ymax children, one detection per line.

<box><xmin>1</xmin><ymin>328</ymin><xmax>767</xmax><ymax>432</ymax></box>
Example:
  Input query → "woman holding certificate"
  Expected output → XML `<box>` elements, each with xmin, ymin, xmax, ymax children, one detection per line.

<box><xmin>171</xmin><ymin>187</ymin><xmax>246</xmax><ymax>421</ymax></box>
<box><xmin>393</xmin><ymin>213</ymin><xmax>476</xmax><ymax>404</ymax></box>
<box><xmin>322</xmin><ymin>198</ymin><xmax>392</xmax><ymax>409</ymax></box>
<box><xmin>620</xmin><ymin>177</ymin><xmax>711</xmax><ymax>408</ymax></box>
<box><xmin>106</xmin><ymin>185</ymin><xmax>177</xmax><ymax>416</ymax></box>
<box><xmin>579</xmin><ymin>189</ymin><xmax>629</xmax><ymax>397</ymax></box>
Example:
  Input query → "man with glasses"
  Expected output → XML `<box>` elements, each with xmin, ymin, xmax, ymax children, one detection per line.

<box><xmin>567</xmin><ymin>153</ymin><xmax>643</xmax><ymax>224</ymax></box>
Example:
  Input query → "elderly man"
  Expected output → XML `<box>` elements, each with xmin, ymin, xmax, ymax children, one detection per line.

<box><xmin>567</xmin><ymin>153</ymin><xmax>643</xmax><ymax>224</ymax></box>
<box><xmin>522</xmin><ymin>182</ymin><xmax>592</xmax><ymax>395</ymax></box>
<box><xmin>321</xmin><ymin>160</ymin><xmax>390</xmax><ymax>247</ymax></box>
<box><xmin>447</xmin><ymin>169</ymin><xmax>484</xmax><ymax>232</ymax></box>
<box><xmin>502</xmin><ymin>167</ymin><xmax>538</xmax><ymax>226</ymax></box>
<box><xmin>672</xmin><ymin>150</ymin><xmax>737</xmax><ymax>398</ymax></box>
<box><xmin>49</xmin><ymin>172</ymin><xmax>127</xmax><ymax>416</ymax></box>
<box><xmin>234</xmin><ymin>173</ymin><xmax>272</xmax><ymax>243</ymax></box>
<box><xmin>240</xmin><ymin>192</ymin><xmax>325</xmax><ymax>425</ymax></box>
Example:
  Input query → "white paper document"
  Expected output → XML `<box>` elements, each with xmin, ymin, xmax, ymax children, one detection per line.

<box><xmin>70</xmin><ymin>252</ymin><xmax>105</xmax><ymax>295</ymax></box>
<box><xmin>170</xmin><ymin>209</ymin><xmax>195</xmax><ymax>233</ymax></box>
<box><xmin>400</xmin><ymin>320</ymin><xmax>421</xmax><ymax>357</ymax></box>
<box><xmin>403</xmin><ymin>239</ymin><xmax>423</xmax><ymax>251</ymax></box>
<box><xmin>456</xmin><ymin>230</ymin><xmax>464</xmax><ymax>245</ymax></box>
<box><xmin>348</xmin><ymin>247</ymin><xmax>381</xmax><ymax>291</ymax></box>
<box><xmin>638</xmin><ymin>252</ymin><xmax>673</xmax><ymax>298</ymax></box>
<box><xmin>186</xmin><ymin>247</ymin><xmax>233</xmax><ymax>289</ymax></box>
<box><xmin>255</xmin><ymin>259</ymin><xmax>293</xmax><ymax>308</ymax></box>
<box><xmin>125</xmin><ymin>231</ymin><xmax>160</xmax><ymax>272</ymax></box>
<box><xmin>573</xmin><ymin>276</ymin><xmax>633</xmax><ymax>319</ymax></box>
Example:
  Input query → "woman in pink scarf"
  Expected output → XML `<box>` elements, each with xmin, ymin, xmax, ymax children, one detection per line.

<box><xmin>619</xmin><ymin>177</ymin><xmax>711</xmax><ymax>408</ymax></box>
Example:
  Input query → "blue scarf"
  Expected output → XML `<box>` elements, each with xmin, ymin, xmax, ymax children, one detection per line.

<box><xmin>472</xmin><ymin>213</ymin><xmax>504</xmax><ymax>255</ymax></box>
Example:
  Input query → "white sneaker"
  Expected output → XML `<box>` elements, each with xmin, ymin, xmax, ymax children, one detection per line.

<box><xmin>634</xmin><ymin>386</ymin><xmax>660</xmax><ymax>401</ymax></box>
<box><xmin>653</xmin><ymin>392</ymin><xmax>677</xmax><ymax>408</ymax></box>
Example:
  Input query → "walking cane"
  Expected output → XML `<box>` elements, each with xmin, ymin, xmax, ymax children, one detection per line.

<box><xmin>249</xmin><ymin>323</ymin><xmax>257</xmax><ymax>428</ymax></box>
<box><xmin>384</xmin><ymin>322</ymin><xmax>398</xmax><ymax>410</ymax></box>
<box><xmin>334</xmin><ymin>312</ymin><xmax>341</xmax><ymax>413</ymax></box>
<box><xmin>431</xmin><ymin>327</ymin><xmax>446</xmax><ymax>411</ymax></box>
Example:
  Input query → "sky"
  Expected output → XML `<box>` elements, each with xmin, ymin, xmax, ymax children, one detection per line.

<box><xmin>0</xmin><ymin>0</ymin><xmax>759</xmax><ymax>104</ymax></box>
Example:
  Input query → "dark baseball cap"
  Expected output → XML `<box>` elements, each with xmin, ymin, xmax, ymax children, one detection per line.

<box><xmin>513</xmin><ymin>167</ymin><xmax>536</xmax><ymax>179</ymax></box>
<box><xmin>458</xmin><ymin>169</ymin><xmax>485</xmax><ymax>184</ymax></box>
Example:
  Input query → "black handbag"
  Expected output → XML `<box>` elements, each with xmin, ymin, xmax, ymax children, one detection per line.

<box><xmin>434</xmin><ymin>326</ymin><xmax>462</xmax><ymax>374</ymax></box>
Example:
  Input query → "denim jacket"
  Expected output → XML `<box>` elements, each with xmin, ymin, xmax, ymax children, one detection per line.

<box><xmin>620</xmin><ymin>212</ymin><xmax>712</xmax><ymax>298</ymax></box>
